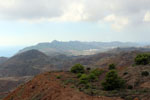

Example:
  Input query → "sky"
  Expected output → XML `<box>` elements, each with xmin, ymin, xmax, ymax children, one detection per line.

<box><xmin>0</xmin><ymin>0</ymin><xmax>150</xmax><ymax>56</ymax></box>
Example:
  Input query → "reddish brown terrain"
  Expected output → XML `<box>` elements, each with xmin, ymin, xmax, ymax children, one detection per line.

<box><xmin>3</xmin><ymin>65</ymin><xmax>150</xmax><ymax>100</ymax></box>
<box><xmin>0</xmin><ymin>76</ymin><xmax>32</xmax><ymax>100</ymax></box>
<box><xmin>3</xmin><ymin>72</ymin><xmax>123</xmax><ymax>100</ymax></box>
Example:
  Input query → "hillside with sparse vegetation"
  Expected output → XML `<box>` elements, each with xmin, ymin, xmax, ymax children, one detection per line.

<box><xmin>3</xmin><ymin>52</ymin><xmax>150</xmax><ymax>100</ymax></box>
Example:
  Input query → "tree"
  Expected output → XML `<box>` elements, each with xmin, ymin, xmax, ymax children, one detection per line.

<box><xmin>101</xmin><ymin>70</ymin><xmax>125</xmax><ymax>90</ymax></box>
<box><xmin>135</xmin><ymin>53</ymin><xmax>150</xmax><ymax>65</ymax></box>
<box><xmin>109</xmin><ymin>64</ymin><xmax>116</xmax><ymax>70</ymax></box>
<box><xmin>71</xmin><ymin>64</ymin><xmax>85</xmax><ymax>73</ymax></box>
<box><xmin>79</xmin><ymin>74</ymin><xmax>88</xmax><ymax>84</ymax></box>
<box><xmin>141</xmin><ymin>71</ymin><xmax>149</xmax><ymax>76</ymax></box>
<box><xmin>88</xmin><ymin>73</ymin><xmax>98</xmax><ymax>82</ymax></box>
<box><xmin>90</xmin><ymin>68</ymin><xmax>103</xmax><ymax>76</ymax></box>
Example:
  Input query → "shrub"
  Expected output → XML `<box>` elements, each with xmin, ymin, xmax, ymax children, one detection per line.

<box><xmin>71</xmin><ymin>85</ymin><xmax>75</xmax><ymax>88</ymax></box>
<box><xmin>71</xmin><ymin>64</ymin><xmax>85</xmax><ymax>73</ymax></box>
<box><xmin>141</xmin><ymin>71</ymin><xmax>149</xmax><ymax>76</ymax></box>
<box><xmin>101</xmin><ymin>70</ymin><xmax>125</xmax><ymax>90</ymax></box>
<box><xmin>109</xmin><ymin>64</ymin><xmax>116</xmax><ymax>70</ymax></box>
<box><xmin>88</xmin><ymin>73</ymin><xmax>98</xmax><ymax>82</ymax></box>
<box><xmin>135</xmin><ymin>53</ymin><xmax>150</xmax><ymax>65</ymax></box>
<box><xmin>56</xmin><ymin>75</ymin><xmax>61</xmax><ymax>79</ymax></box>
<box><xmin>79</xmin><ymin>74</ymin><xmax>88</xmax><ymax>84</ymax></box>
<box><xmin>128</xmin><ymin>85</ymin><xmax>133</xmax><ymax>89</ymax></box>
<box><xmin>123</xmin><ymin>72</ymin><xmax>128</xmax><ymax>75</ymax></box>
<box><xmin>63</xmin><ymin>79</ymin><xmax>75</xmax><ymax>85</ymax></box>
<box><xmin>77</xmin><ymin>73</ymin><xmax>82</xmax><ymax>78</ymax></box>
<box><xmin>90</xmin><ymin>68</ymin><xmax>103</xmax><ymax>77</ymax></box>
<box><xmin>86</xmin><ymin>67</ymin><xmax>91</xmax><ymax>71</ymax></box>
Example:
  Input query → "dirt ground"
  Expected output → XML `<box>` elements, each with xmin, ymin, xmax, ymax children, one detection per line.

<box><xmin>3</xmin><ymin>72</ymin><xmax>123</xmax><ymax>100</ymax></box>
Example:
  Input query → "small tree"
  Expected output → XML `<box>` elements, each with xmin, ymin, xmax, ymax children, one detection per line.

<box><xmin>109</xmin><ymin>64</ymin><xmax>116</xmax><ymax>70</ymax></box>
<box><xmin>101</xmin><ymin>70</ymin><xmax>125</xmax><ymax>90</ymax></box>
<box><xmin>141</xmin><ymin>71</ymin><xmax>149</xmax><ymax>76</ymax></box>
<box><xmin>71</xmin><ymin>64</ymin><xmax>85</xmax><ymax>73</ymax></box>
<box><xmin>135</xmin><ymin>53</ymin><xmax>150</xmax><ymax>65</ymax></box>
<box><xmin>88</xmin><ymin>73</ymin><xmax>98</xmax><ymax>82</ymax></box>
<box><xmin>79</xmin><ymin>74</ymin><xmax>88</xmax><ymax>84</ymax></box>
<box><xmin>90</xmin><ymin>68</ymin><xmax>103</xmax><ymax>76</ymax></box>
<box><xmin>86</xmin><ymin>67</ymin><xmax>91</xmax><ymax>71</ymax></box>
<box><xmin>77</xmin><ymin>73</ymin><xmax>82</xmax><ymax>78</ymax></box>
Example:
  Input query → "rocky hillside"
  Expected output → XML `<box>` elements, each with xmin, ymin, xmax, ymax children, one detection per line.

<box><xmin>2</xmin><ymin>49</ymin><xmax>150</xmax><ymax>100</ymax></box>
<box><xmin>3</xmin><ymin>64</ymin><xmax>150</xmax><ymax>100</ymax></box>
<box><xmin>3</xmin><ymin>72</ymin><xmax>123</xmax><ymax>100</ymax></box>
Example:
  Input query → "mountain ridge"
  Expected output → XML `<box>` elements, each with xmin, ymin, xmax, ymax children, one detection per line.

<box><xmin>19</xmin><ymin>40</ymin><xmax>141</xmax><ymax>56</ymax></box>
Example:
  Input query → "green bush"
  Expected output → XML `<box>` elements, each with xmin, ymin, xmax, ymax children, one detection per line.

<box><xmin>101</xmin><ymin>70</ymin><xmax>125</xmax><ymax>91</ymax></box>
<box><xmin>63</xmin><ymin>79</ymin><xmax>75</xmax><ymax>85</ymax></box>
<box><xmin>79</xmin><ymin>74</ymin><xmax>89</xmax><ymax>84</ymax></box>
<box><xmin>77</xmin><ymin>73</ymin><xmax>82</xmax><ymax>78</ymax></box>
<box><xmin>56</xmin><ymin>75</ymin><xmax>61</xmax><ymax>79</ymax></box>
<box><xmin>86</xmin><ymin>67</ymin><xmax>91</xmax><ymax>71</ymax></box>
<box><xmin>90</xmin><ymin>68</ymin><xmax>103</xmax><ymax>76</ymax></box>
<box><xmin>141</xmin><ymin>71</ymin><xmax>149</xmax><ymax>76</ymax></box>
<box><xmin>88</xmin><ymin>73</ymin><xmax>98</xmax><ymax>82</ymax></box>
<box><xmin>109</xmin><ymin>64</ymin><xmax>116</xmax><ymax>70</ymax></box>
<box><xmin>135</xmin><ymin>53</ymin><xmax>150</xmax><ymax>65</ymax></box>
<box><xmin>71</xmin><ymin>64</ymin><xmax>85</xmax><ymax>73</ymax></box>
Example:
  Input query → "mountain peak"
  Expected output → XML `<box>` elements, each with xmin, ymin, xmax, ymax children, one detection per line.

<box><xmin>51</xmin><ymin>40</ymin><xmax>59</xmax><ymax>43</ymax></box>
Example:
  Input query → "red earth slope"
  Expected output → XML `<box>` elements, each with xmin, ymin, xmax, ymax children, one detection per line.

<box><xmin>4</xmin><ymin>72</ymin><xmax>123</xmax><ymax>100</ymax></box>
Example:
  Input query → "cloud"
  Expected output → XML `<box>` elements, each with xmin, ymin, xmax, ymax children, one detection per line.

<box><xmin>144</xmin><ymin>11</ymin><xmax>150</xmax><ymax>22</ymax></box>
<box><xmin>0</xmin><ymin>0</ymin><xmax>150</xmax><ymax>30</ymax></box>
<box><xmin>48</xmin><ymin>1</ymin><xmax>89</xmax><ymax>22</ymax></box>
<box><xmin>104</xmin><ymin>14</ymin><xmax>129</xmax><ymax>30</ymax></box>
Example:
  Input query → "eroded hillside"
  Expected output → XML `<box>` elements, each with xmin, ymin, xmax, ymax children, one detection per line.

<box><xmin>3</xmin><ymin>72</ymin><xmax>123</xmax><ymax>100</ymax></box>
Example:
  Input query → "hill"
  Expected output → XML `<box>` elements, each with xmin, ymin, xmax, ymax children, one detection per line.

<box><xmin>0</xmin><ymin>57</ymin><xmax>8</xmax><ymax>64</ymax></box>
<box><xmin>0</xmin><ymin>49</ymin><xmax>77</xmax><ymax>77</ymax></box>
<box><xmin>0</xmin><ymin>50</ymin><xmax>50</xmax><ymax>77</ymax></box>
<box><xmin>3</xmin><ymin>72</ymin><xmax>123</xmax><ymax>100</ymax></box>
<box><xmin>2</xmin><ymin>48</ymin><xmax>150</xmax><ymax>100</ymax></box>
<box><xmin>3</xmin><ymin>64</ymin><xmax>150</xmax><ymax>100</ymax></box>
<box><xmin>1</xmin><ymin>47</ymin><xmax>150</xmax><ymax>99</ymax></box>
<box><xmin>0</xmin><ymin>47</ymin><xmax>148</xmax><ymax>77</ymax></box>
<box><xmin>19</xmin><ymin>40</ymin><xmax>140</xmax><ymax>56</ymax></box>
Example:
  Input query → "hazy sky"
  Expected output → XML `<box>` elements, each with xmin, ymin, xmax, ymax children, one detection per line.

<box><xmin>0</xmin><ymin>0</ymin><xmax>150</xmax><ymax>47</ymax></box>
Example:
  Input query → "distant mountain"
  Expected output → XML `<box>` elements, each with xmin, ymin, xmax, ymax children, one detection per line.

<box><xmin>0</xmin><ymin>49</ymin><xmax>76</xmax><ymax>77</ymax></box>
<box><xmin>19</xmin><ymin>40</ymin><xmax>140</xmax><ymax>56</ymax></box>
<box><xmin>0</xmin><ymin>50</ymin><xmax>50</xmax><ymax>77</ymax></box>
<box><xmin>0</xmin><ymin>57</ymin><xmax>8</xmax><ymax>64</ymax></box>
<box><xmin>1</xmin><ymin>47</ymin><xmax>150</xmax><ymax>77</ymax></box>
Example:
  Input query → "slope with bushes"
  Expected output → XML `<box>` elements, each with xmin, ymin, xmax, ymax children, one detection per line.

<box><xmin>3</xmin><ymin>72</ymin><xmax>123</xmax><ymax>100</ymax></box>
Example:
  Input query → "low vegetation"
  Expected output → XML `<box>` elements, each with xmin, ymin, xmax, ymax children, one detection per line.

<box><xmin>101</xmin><ymin>70</ymin><xmax>125</xmax><ymax>90</ymax></box>
<box><xmin>62</xmin><ymin>62</ymin><xmax>150</xmax><ymax>99</ymax></box>
<box><xmin>70</xmin><ymin>64</ymin><xmax>126</xmax><ymax>93</ymax></box>
<box><xmin>71</xmin><ymin>64</ymin><xmax>85</xmax><ymax>73</ymax></box>
<box><xmin>4</xmin><ymin>52</ymin><xmax>150</xmax><ymax>100</ymax></box>
<box><xmin>135</xmin><ymin>53</ymin><xmax>150</xmax><ymax>65</ymax></box>
<box><xmin>141</xmin><ymin>71</ymin><xmax>149</xmax><ymax>76</ymax></box>
<box><xmin>90</xmin><ymin>68</ymin><xmax>103</xmax><ymax>76</ymax></box>
<box><xmin>108</xmin><ymin>63</ymin><xmax>116</xmax><ymax>70</ymax></box>
<box><xmin>56</xmin><ymin>75</ymin><xmax>61</xmax><ymax>79</ymax></box>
